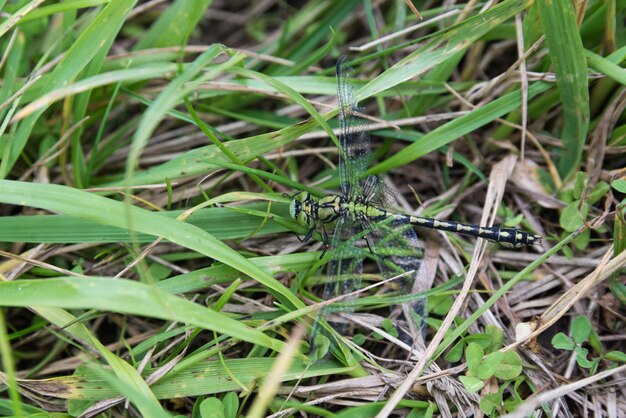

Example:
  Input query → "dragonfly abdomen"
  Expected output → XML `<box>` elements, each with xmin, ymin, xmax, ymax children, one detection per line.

<box><xmin>337</xmin><ymin>201</ymin><xmax>390</xmax><ymax>223</ymax></box>
<box><xmin>406</xmin><ymin>215</ymin><xmax>541</xmax><ymax>248</ymax></box>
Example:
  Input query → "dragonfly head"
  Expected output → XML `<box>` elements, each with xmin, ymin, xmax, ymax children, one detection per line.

<box><xmin>288</xmin><ymin>191</ymin><xmax>316</xmax><ymax>229</ymax></box>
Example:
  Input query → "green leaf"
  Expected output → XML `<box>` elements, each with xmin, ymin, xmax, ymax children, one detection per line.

<box><xmin>68</xmin><ymin>400</ymin><xmax>91</xmax><ymax>416</ymax></box>
<box><xmin>477</xmin><ymin>351</ymin><xmax>503</xmax><ymax>380</ymax></box>
<box><xmin>445</xmin><ymin>340</ymin><xmax>465</xmax><ymax>363</ymax></box>
<box><xmin>503</xmin><ymin>397</ymin><xmax>523</xmax><ymax>413</ymax></box>
<box><xmin>465</xmin><ymin>334</ymin><xmax>492</xmax><ymax>350</ymax></box>
<box><xmin>585</xmin><ymin>49</ymin><xmax>626</xmax><ymax>85</ymax></box>
<box><xmin>574</xmin><ymin>347</ymin><xmax>594</xmax><ymax>368</ymax></box>
<box><xmin>485</xmin><ymin>325</ymin><xmax>504</xmax><ymax>352</ymax></box>
<box><xmin>309</xmin><ymin>334</ymin><xmax>331</xmax><ymax>364</ymax></box>
<box><xmin>504</xmin><ymin>213</ymin><xmax>524</xmax><ymax>228</ymax></box>
<box><xmin>406</xmin><ymin>408</ymin><xmax>422</xmax><ymax>418</ymax></box>
<box><xmin>459</xmin><ymin>375</ymin><xmax>484</xmax><ymax>393</ymax></box>
<box><xmin>381</xmin><ymin>318</ymin><xmax>400</xmax><ymax>338</ymax></box>
<box><xmin>611</xmin><ymin>179</ymin><xmax>626</xmax><ymax>193</ymax></box>
<box><xmin>560</xmin><ymin>201</ymin><xmax>587</xmax><ymax>232</ymax></box>
<box><xmin>588</xmin><ymin>330</ymin><xmax>603</xmax><ymax>355</ymax></box>
<box><xmin>561</xmin><ymin>243</ymin><xmax>574</xmax><ymax>259</ymax></box>
<box><xmin>64</xmin><ymin>358</ymin><xmax>349</xmax><ymax>401</ymax></box>
<box><xmin>430</xmin><ymin>295</ymin><xmax>454</xmax><ymax>316</ymax></box>
<box><xmin>493</xmin><ymin>351</ymin><xmax>523</xmax><ymax>380</ymax></box>
<box><xmin>222</xmin><ymin>392</ymin><xmax>239</xmax><ymax>418</ymax></box>
<box><xmin>571</xmin><ymin>316</ymin><xmax>592</xmax><ymax>344</ymax></box>
<box><xmin>588</xmin><ymin>182</ymin><xmax>610</xmax><ymax>205</ymax></box>
<box><xmin>537</xmin><ymin>0</ymin><xmax>590</xmax><ymax>178</ymax></box>
<box><xmin>573</xmin><ymin>172</ymin><xmax>586</xmax><ymax>200</ymax></box>
<box><xmin>200</xmin><ymin>398</ymin><xmax>225</xmax><ymax>418</ymax></box>
<box><xmin>590</xmin><ymin>357</ymin><xmax>601</xmax><ymax>374</ymax></box>
<box><xmin>552</xmin><ymin>333</ymin><xmax>575</xmax><ymax>350</ymax></box>
<box><xmin>352</xmin><ymin>334</ymin><xmax>366</xmax><ymax>346</ymax></box>
<box><xmin>479</xmin><ymin>393</ymin><xmax>502</xmax><ymax>416</ymax></box>
<box><xmin>466</xmin><ymin>343</ymin><xmax>484</xmax><ymax>376</ymax></box>
<box><xmin>573</xmin><ymin>228</ymin><xmax>590</xmax><ymax>251</ymax></box>
<box><xmin>605</xmin><ymin>351</ymin><xmax>626</xmax><ymax>362</ymax></box>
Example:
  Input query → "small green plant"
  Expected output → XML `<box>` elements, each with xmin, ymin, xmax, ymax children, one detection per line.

<box><xmin>456</xmin><ymin>326</ymin><xmax>524</xmax><ymax>416</ymax></box>
<box><xmin>559</xmin><ymin>172</ymin><xmax>611</xmax><ymax>253</ymax></box>
<box><xmin>196</xmin><ymin>392</ymin><xmax>239</xmax><ymax>418</ymax></box>
<box><xmin>552</xmin><ymin>315</ymin><xmax>626</xmax><ymax>373</ymax></box>
<box><xmin>551</xmin><ymin>315</ymin><xmax>596</xmax><ymax>369</ymax></box>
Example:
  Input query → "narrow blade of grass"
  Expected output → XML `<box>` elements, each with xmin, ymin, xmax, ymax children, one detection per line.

<box><xmin>370</xmin><ymin>82</ymin><xmax>552</xmax><ymax>173</ymax></box>
<box><xmin>537</xmin><ymin>0</ymin><xmax>590</xmax><ymax>179</ymax></box>
<box><xmin>0</xmin><ymin>180</ymin><xmax>304</xmax><ymax>313</ymax></box>
<box><xmin>0</xmin><ymin>277</ymin><xmax>285</xmax><ymax>352</ymax></box>
<box><xmin>357</xmin><ymin>0</ymin><xmax>530</xmax><ymax>100</ymax></box>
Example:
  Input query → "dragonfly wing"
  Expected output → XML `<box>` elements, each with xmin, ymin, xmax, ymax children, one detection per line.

<box><xmin>336</xmin><ymin>56</ymin><xmax>371</xmax><ymax>200</ymax></box>
<box><xmin>362</xmin><ymin>215</ymin><xmax>427</xmax><ymax>339</ymax></box>
<box><xmin>310</xmin><ymin>214</ymin><xmax>364</xmax><ymax>360</ymax></box>
<box><xmin>360</xmin><ymin>175</ymin><xmax>399</xmax><ymax>208</ymax></box>
<box><xmin>322</xmin><ymin>214</ymin><xmax>364</xmax><ymax>322</ymax></box>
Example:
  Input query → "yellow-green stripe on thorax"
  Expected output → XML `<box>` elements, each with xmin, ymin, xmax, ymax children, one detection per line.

<box><xmin>317</xmin><ymin>195</ymin><xmax>389</xmax><ymax>224</ymax></box>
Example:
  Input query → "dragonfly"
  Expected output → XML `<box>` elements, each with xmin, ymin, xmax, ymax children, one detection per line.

<box><xmin>289</xmin><ymin>56</ymin><xmax>541</xmax><ymax>353</ymax></box>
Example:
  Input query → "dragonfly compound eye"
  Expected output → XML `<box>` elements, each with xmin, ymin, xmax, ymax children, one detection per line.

<box><xmin>289</xmin><ymin>192</ymin><xmax>315</xmax><ymax>228</ymax></box>
<box><xmin>288</xmin><ymin>197</ymin><xmax>300</xmax><ymax>220</ymax></box>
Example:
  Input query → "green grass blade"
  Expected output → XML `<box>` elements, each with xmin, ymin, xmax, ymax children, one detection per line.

<box><xmin>134</xmin><ymin>0</ymin><xmax>214</xmax><ymax>50</ymax></box>
<box><xmin>13</xmin><ymin>64</ymin><xmax>180</xmax><ymax>123</ymax></box>
<box><xmin>103</xmin><ymin>117</ymin><xmax>319</xmax><ymax>187</ymax></box>
<box><xmin>232</xmin><ymin>67</ymin><xmax>339</xmax><ymax>149</ymax></box>
<box><xmin>16</xmin><ymin>0</ymin><xmax>109</xmax><ymax>23</ymax></box>
<box><xmin>537</xmin><ymin>0</ymin><xmax>590</xmax><ymax>179</ymax></box>
<box><xmin>0</xmin><ymin>204</ymin><xmax>288</xmax><ymax>243</ymax></box>
<box><xmin>585</xmin><ymin>49</ymin><xmax>626</xmax><ymax>85</ymax></box>
<box><xmin>357</xmin><ymin>0</ymin><xmax>530</xmax><ymax>101</ymax></box>
<box><xmin>0</xmin><ymin>277</ymin><xmax>284</xmax><ymax>352</ymax></box>
<box><xmin>84</xmin><ymin>342</ymin><xmax>169</xmax><ymax>418</ymax></box>
<box><xmin>369</xmin><ymin>82</ymin><xmax>552</xmax><ymax>173</ymax></box>
<box><xmin>0</xmin><ymin>309</ymin><xmax>22</xmax><ymax>416</ymax></box>
<box><xmin>0</xmin><ymin>0</ymin><xmax>47</xmax><ymax>38</ymax></box>
<box><xmin>32</xmin><ymin>358</ymin><xmax>347</xmax><ymax>401</ymax></box>
<box><xmin>125</xmin><ymin>44</ymin><xmax>231</xmax><ymax>184</ymax></box>
<box><xmin>0</xmin><ymin>180</ymin><xmax>304</xmax><ymax>314</ymax></box>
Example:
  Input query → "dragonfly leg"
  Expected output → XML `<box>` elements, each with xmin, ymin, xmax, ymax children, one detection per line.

<box><xmin>301</xmin><ymin>226</ymin><xmax>316</xmax><ymax>243</ymax></box>
<box><xmin>318</xmin><ymin>227</ymin><xmax>330</xmax><ymax>259</ymax></box>
<box><xmin>362</xmin><ymin>228</ymin><xmax>374</xmax><ymax>254</ymax></box>
<box><xmin>364</xmin><ymin>237</ymin><xmax>373</xmax><ymax>253</ymax></box>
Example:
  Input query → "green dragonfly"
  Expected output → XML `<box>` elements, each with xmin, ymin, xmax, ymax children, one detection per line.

<box><xmin>289</xmin><ymin>56</ymin><xmax>541</xmax><ymax>347</ymax></box>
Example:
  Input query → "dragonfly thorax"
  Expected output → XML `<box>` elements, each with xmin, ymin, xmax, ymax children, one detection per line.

<box><xmin>289</xmin><ymin>192</ymin><xmax>346</xmax><ymax>228</ymax></box>
<box><xmin>317</xmin><ymin>195</ymin><xmax>343</xmax><ymax>224</ymax></box>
